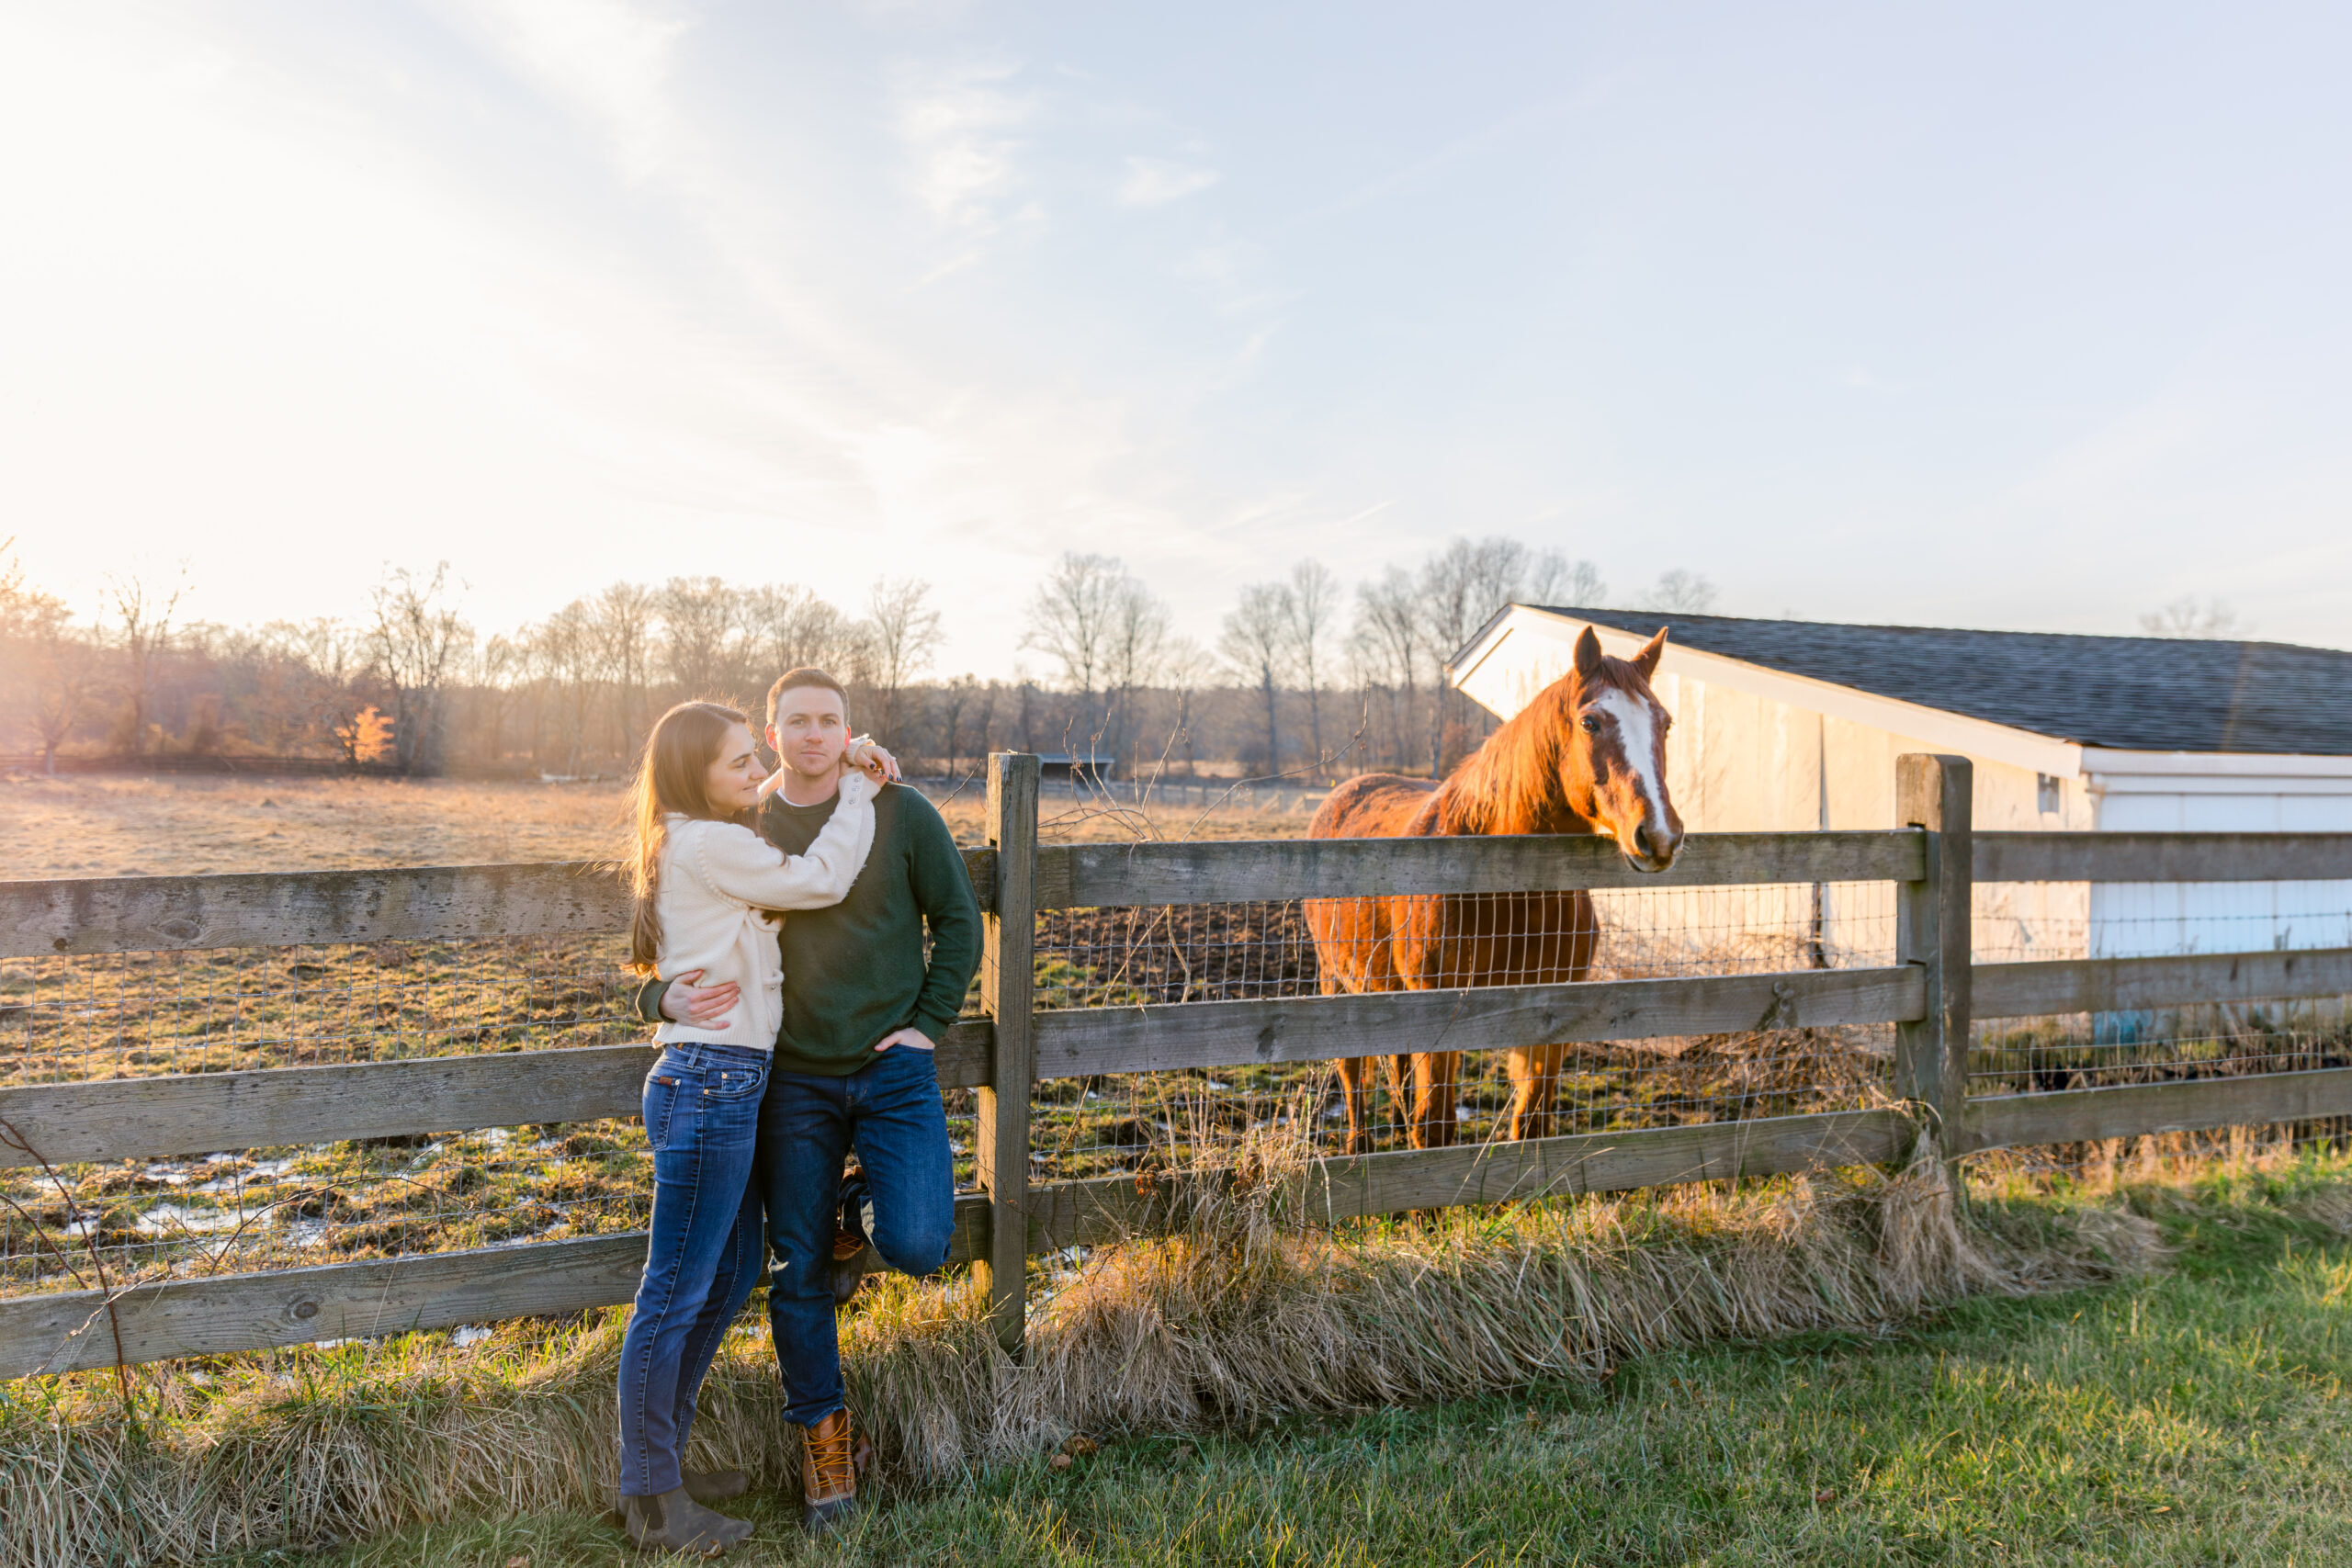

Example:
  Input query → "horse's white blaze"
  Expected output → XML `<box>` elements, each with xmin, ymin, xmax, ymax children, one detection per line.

<box><xmin>1597</xmin><ymin>689</ymin><xmax>1666</xmax><ymax>839</ymax></box>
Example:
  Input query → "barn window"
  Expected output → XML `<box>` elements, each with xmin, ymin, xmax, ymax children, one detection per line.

<box><xmin>2037</xmin><ymin>773</ymin><xmax>2061</xmax><ymax>814</ymax></box>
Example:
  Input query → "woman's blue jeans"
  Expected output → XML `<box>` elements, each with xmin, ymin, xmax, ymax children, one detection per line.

<box><xmin>616</xmin><ymin>1042</ymin><xmax>770</xmax><ymax>1499</ymax></box>
<box><xmin>758</xmin><ymin>1045</ymin><xmax>957</xmax><ymax>1427</ymax></box>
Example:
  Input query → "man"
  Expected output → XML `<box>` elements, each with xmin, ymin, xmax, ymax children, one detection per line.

<box><xmin>635</xmin><ymin>667</ymin><xmax>979</xmax><ymax>1533</ymax></box>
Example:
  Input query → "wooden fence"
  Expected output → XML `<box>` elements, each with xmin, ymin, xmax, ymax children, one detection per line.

<box><xmin>5</xmin><ymin>752</ymin><xmax>2352</xmax><ymax>1376</ymax></box>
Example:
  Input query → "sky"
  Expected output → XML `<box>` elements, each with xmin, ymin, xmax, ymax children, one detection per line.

<box><xmin>3</xmin><ymin>1</ymin><xmax>2348</xmax><ymax>674</ymax></box>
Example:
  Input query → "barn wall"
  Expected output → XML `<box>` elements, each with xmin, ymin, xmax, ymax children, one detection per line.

<box><xmin>2089</xmin><ymin>782</ymin><xmax>2352</xmax><ymax>958</ymax></box>
<box><xmin>1462</xmin><ymin>624</ymin><xmax>2093</xmax><ymax>964</ymax></box>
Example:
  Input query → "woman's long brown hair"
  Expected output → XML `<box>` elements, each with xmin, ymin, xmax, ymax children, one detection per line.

<box><xmin>627</xmin><ymin>700</ymin><xmax>754</xmax><ymax>974</ymax></box>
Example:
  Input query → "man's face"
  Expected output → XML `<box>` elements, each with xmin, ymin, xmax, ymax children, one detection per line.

<box><xmin>767</xmin><ymin>686</ymin><xmax>849</xmax><ymax>780</ymax></box>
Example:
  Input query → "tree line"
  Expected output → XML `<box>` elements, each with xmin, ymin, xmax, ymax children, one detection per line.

<box><xmin>0</xmin><ymin>536</ymin><xmax>1724</xmax><ymax>783</ymax></box>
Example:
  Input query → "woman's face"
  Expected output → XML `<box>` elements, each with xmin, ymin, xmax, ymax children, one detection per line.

<box><xmin>703</xmin><ymin>722</ymin><xmax>766</xmax><ymax>812</ymax></box>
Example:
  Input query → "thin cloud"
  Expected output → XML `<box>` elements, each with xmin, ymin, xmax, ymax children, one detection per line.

<box><xmin>893</xmin><ymin>57</ymin><xmax>1035</xmax><ymax>231</ymax></box>
<box><xmin>438</xmin><ymin>0</ymin><xmax>691</xmax><ymax>185</ymax></box>
<box><xmin>1117</xmin><ymin>156</ymin><xmax>1219</xmax><ymax>208</ymax></box>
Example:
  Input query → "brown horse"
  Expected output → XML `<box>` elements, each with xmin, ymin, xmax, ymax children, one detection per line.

<box><xmin>1306</xmin><ymin>625</ymin><xmax>1683</xmax><ymax>1155</ymax></box>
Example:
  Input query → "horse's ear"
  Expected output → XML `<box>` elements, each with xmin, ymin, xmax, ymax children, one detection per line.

<box><xmin>1572</xmin><ymin>626</ymin><xmax>1606</xmax><ymax>679</ymax></box>
<box><xmin>1632</xmin><ymin>626</ymin><xmax>1668</xmax><ymax>681</ymax></box>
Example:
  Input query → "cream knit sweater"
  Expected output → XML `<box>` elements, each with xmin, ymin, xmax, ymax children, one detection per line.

<box><xmin>650</xmin><ymin>771</ymin><xmax>876</xmax><ymax>1052</ymax></box>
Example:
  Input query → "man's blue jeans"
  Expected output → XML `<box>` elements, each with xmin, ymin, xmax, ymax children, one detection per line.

<box><xmin>759</xmin><ymin>1045</ymin><xmax>957</xmax><ymax>1427</ymax></box>
<box><xmin>616</xmin><ymin>1042</ymin><xmax>770</xmax><ymax>1498</ymax></box>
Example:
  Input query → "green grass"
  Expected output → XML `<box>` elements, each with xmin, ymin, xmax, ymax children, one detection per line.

<box><xmin>206</xmin><ymin>1164</ymin><xmax>2352</xmax><ymax>1568</ymax></box>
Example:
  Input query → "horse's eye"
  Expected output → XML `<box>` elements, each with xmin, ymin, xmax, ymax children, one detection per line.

<box><xmin>1580</xmin><ymin>715</ymin><xmax>1601</xmax><ymax>733</ymax></box>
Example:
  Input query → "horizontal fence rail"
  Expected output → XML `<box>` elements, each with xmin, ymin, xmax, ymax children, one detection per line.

<box><xmin>0</xmin><ymin>852</ymin><xmax>998</xmax><ymax>958</ymax></box>
<box><xmin>1037</xmin><ymin>829</ymin><xmax>1925</xmax><ymax>908</ymax></box>
<box><xmin>1031</xmin><ymin>967</ymin><xmax>1924</xmax><ymax>1078</ymax></box>
<box><xmin>0</xmin><ymin>1109</ymin><xmax>1906</xmax><ymax>1379</ymax></box>
<box><xmin>7</xmin><ymin>760</ymin><xmax>2352</xmax><ymax>1379</ymax></box>
<box><xmin>1973</xmin><ymin>831</ymin><xmax>2352</xmax><ymax>886</ymax></box>
<box><xmin>1965</xmin><ymin>1068</ymin><xmax>2352</xmax><ymax>1156</ymax></box>
<box><xmin>0</xmin><ymin>1024</ymin><xmax>1000</xmax><ymax>1170</ymax></box>
<box><xmin>1974</xmin><ymin>947</ymin><xmax>2352</xmax><ymax>1020</ymax></box>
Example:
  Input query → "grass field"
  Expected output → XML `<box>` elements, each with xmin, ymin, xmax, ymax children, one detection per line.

<box><xmin>170</xmin><ymin>1158</ymin><xmax>2352</xmax><ymax>1568</ymax></box>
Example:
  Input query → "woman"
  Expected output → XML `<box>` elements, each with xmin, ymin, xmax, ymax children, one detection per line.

<box><xmin>614</xmin><ymin>700</ymin><xmax>893</xmax><ymax>1553</ymax></box>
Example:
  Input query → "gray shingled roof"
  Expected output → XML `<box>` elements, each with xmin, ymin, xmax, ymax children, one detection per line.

<box><xmin>1523</xmin><ymin>607</ymin><xmax>2352</xmax><ymax>756</ymax></box>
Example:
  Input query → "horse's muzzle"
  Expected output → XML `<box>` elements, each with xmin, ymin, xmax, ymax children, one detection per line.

<box><xmin>1621</xmin><ymin>823</ymin><xmax>1682</xmax><ymax>872</ymax></box>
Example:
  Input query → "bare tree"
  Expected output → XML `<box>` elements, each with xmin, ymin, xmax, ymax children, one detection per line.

<box><xmin>12</xmin><ymin>563</ymin><xmax>96</xmax><ymax>775</ymax></box>
<box><xmin>1404</xmin><ymin>536</ymin><xmax>1597</xmax><ymax>774</ymax></box>
<box><xmin>0</xmin><ymin>538</ymin><xmax>78</xmax><ymax>770</ymax></box>
<box><xmin>1022</xmin><ymin>552</ymin><xmax>1129</xmax><ymax>741</ymax></box>
<box><xmin>368</xmin><ymin>563</ymin><xmax>472</xmax><ymax>774</ymax></box>
<box><xmin>1283</xmin><ymin>558</ymin><xmax>1340</xmax><ymax>777</ymax></box>
<box><xmin>469</xmin><ymin>632</ymin><xmax>524</xmax><ymax>768</ymax></box>
<box><xmin>104</xmin><ymin>567</ymin><xmax>188</xmax><ymax>757</ymax></box>
<box><xmin>867</xmin><ymin>578</ymin><xmax>944</xmax><ymax>744</ymax></box>
<box><xmin>744</xmin><ymin>584</ymin><xmax>873</xmax><ymax>692</ymax></box>
<box><xmin>1638</xmin><ymin>570</ymin><xmax>1720</xmax><ymax>615</ymax></box>
<box><xmin>30</xmin><ymin>626</ymin><xmax>97</xmax><ymax>774</ymax></box>
<box><xmin>1351</xmin><ymin>566</ymin><xmax>1423</xmax><ymax>772</ymax></box>
<box><xmin>1160</xmin><ymin>636</ymin><xmax>1218</xmax><ymax>776</ymax></box>
<box><xmin>1102</xmin><ymin>576</ymin><xmax>1170</xmax><ymax>767</ymax></box>
<box><xmin>658</xmin><ymin>577</ymin><xmax>744</xmax><ymax>700</ymax></box>
<box><xmin>284</xmin><ymin>618</ymin><xmax>368</xmax><ymax>760</ymax></box>
<box><xmin>1551</xmin><ymin>558</ymin><xmax>1609</xmax><ymax>606</ymax></box>
<box><xmin>532</xmin><ymin>600</ymin><xmax>605</xmax><ymax>774</ymax></box>
<box><xmin>1220</xmin><ymin>581</ymin><xmax>1294</xmax><ymax>773</ymax></box>
<box><xmin>2140</xmin><ymin>596</ymin><xmax>2246</xmax><ymax>638</ymax></box>
<box><xmin>934</xmin><ymin>673</ymin><xmax>981</xmax><ymax>778</ymax></box>
<box><xmin>593</xmin><ymin>581</ymin><xmax>659</xmax><ymax>752</ymax></box>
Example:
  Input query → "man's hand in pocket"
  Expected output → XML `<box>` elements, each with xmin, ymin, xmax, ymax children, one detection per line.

<box><xmin>873</xmin><ymin>1027</ymin><xmax>933</xmax><ymax>1052</ymax></box>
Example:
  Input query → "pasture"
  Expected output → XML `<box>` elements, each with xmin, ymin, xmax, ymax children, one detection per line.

<box><xmin>0</xmin><ymin>771</ymin><xmax>1325</xmax><ymax>880</ymax></box>
<box><xmin>6</xmin><ymin>740</ymin><xmax>2352</xmax><ymax>1567</ymax></box>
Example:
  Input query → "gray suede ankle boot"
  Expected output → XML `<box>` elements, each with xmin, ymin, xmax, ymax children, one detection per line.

<box><xmin>619</xmin><ymin>1486</ymin><xmax>754</xmax><ymax>1554</ymax></box>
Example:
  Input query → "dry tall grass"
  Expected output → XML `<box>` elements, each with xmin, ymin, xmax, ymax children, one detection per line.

<box><xmin>0</xmin><ymin>1125</ymin><xmax>2158</xmax><ymax>1568</ymax></box>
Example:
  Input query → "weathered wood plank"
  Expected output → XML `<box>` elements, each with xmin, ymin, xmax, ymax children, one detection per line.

<box><xmin>1964</xmin><ymin>1068</ymin><xmax>2352</xmax><ymax>1154</ymax></box>
<box><xmin>0</xmin><ymin>1196</ymin><xmax>994</xmax><ymax>1379</ymax></box>
<box><xmin>1973</xmin><ymin>947</ymin><xmax>2352</xmax><ymax>1020</ymax></box>
<box><xmin>0</xmin><ymin>863</ymin><xmax>628</xmax><ymax>957</ymax></box>
<box><xmin>1031</xmin><ymin>966</ymin><xmax>1926</xmax><ymax>1080</ymax></box>
<box><xmin>1894</xmin><ymin>755</ymin><xmax>1972</xmax><ymax>1137</ymax></box>
<box><xmin>1035</xmin><ymin>830</ymin><xmax>1923</xmax><ymax>908</ymax></box>
<box><xmin>977</xmin><ymin>754</ymin><xmax>1040</xmax><ymax>1353</ymax></box>
<box><xmin>4</xmin><ymin>1103</ymin><xmax>1907</xmax><ymax>1377</ymax></box>
<box><xmin>1305</xmin><ymin>1108</ymin><xmax>1911</xmax><ymax>1216</ymax></box>
<box><xmin>0</xmin><ymin>849</ymin><xmax>997</xmax><ymax>957</ymax></box>
<box><xmin>0</xmin><ymin>1021</ymin><xmax>994</xmax><ymax>1169</ymax></box>
<box><xmin>1974</xmin><ymin>832</ymin><xmax>2352</xmax><ymax>886</ymax></box>
<box><xmin>0</xmin><ymin>1234</ymin><xmax>652</xmax><ymax>1379</ymax></box>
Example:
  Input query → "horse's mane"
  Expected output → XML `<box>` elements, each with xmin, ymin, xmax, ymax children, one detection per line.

<box><xmin>1429</xmin><ymin>662</ymin><xmax>1629</xmax><ymax>837</ymax></box>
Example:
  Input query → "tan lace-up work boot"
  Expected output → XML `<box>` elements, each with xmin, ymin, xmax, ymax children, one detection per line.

<box><xmin>798</xmin><ymin>1407</ymin><xmax>873</xmax><ymax>1533</ymax></box>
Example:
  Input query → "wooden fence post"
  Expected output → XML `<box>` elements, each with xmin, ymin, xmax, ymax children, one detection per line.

<box><xmin>1894</xmin><ymin>753</ymin><xmax>1973</xmax><ymax>1155</ymax></box>
<box><xmin>977</xmin><ymin>752</ymin><xmax>1038</xmax><ymax>1355</ymax></box>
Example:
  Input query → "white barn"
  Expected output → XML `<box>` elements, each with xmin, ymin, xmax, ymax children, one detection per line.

<box><xmin>1449</xmin><ymin>606</ymin><xmax>2352</xmax><ymax>982</ymax></box>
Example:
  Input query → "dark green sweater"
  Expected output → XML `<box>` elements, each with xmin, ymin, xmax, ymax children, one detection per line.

<box><xmin>635</xmin><ymin>782</ymin><xmax>980</xmax><ymax>1075</ymax></box>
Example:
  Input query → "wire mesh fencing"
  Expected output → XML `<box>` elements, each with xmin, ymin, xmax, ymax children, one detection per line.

<box><xmin>11</xmin><ymin>851</ymin><xmax>2349</xmax><ymax>1303</ymax></box>
<box><xmin>1968</xmin><ymin>877</ymin><xmax>2352</xmax><ymax>1179</ymax></box>
<box><xmin>0</xmin><ymin>937</ymin><xmax>639</xmax><ymax>1088</ymax></box>
<box><xmin>1025</xmin><ymin>881</ymin><xmax>1904</xmax><ymax>1184</ymax></box>
<box><xmin>0</xmin><ymin>937</ymin><xmax>658</xmax><ymax>1295</ymax></box>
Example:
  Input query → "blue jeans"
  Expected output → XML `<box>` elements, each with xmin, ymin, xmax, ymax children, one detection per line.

<box><xmin>759</xmin><ymin>1045</ymin><xmax>957</xmax><ymax>1427</ymax></box>
<box><xmin>616</xmin><ymin>1043</ymin><xmax>771</xmax><ymax>1498</ymax></box>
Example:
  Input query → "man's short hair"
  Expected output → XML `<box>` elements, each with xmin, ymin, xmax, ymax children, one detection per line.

<box><xmin>767</xmin><ymin>667</ymin><xmax>849</xmax><ymax>728</ymax></box>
